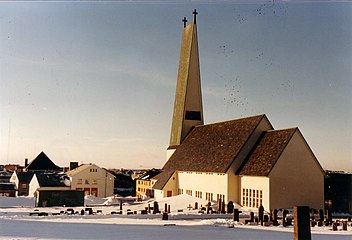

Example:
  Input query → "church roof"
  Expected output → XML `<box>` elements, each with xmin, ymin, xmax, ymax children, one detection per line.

<box><xmin>237</xmin><ymin>128</ymin><xmax>297</xmax><ymax>176</ymax></box>
<box><xmin>153</xmin><ymin>114</ymin><xmax>267</xmax><ymax>190</ymax></box>
<box><xmin>25</xmin><ymin>152</ymin><xmax>61</xmax><ymax>172</ymax></box>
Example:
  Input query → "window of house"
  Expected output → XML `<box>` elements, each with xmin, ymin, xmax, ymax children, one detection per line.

<box><xmin>21</xmin><ymin>184</ymin><xmax>27</xmax><ymax>189</ymax></box>
<box><xmin>85</xmin><ymin>179</ymin><xmax>89</xmax><ymax>184</ymax></box>
<box><xmin>92</xmin><ymin>179</ymin><xmax>97</xmax><ymax>185</ymax></box>
<box><xmin>77</xmin><ymin>179</ymin><xmax>82</xmax><ymax>185</ymax></box>
<box><xmin>186</xmin><ymin>190</ymin><xmax>192</xmax><ymax>196</ymax></box>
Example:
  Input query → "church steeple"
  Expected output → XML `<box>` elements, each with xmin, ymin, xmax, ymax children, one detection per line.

<box><xmin>168</xmin><ymin>10</ymin><xmax>204</xmax><ymax>151</ymax></box>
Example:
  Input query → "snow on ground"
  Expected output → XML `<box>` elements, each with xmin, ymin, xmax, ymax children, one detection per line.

<box><xmin>1</xmin><ymin>195</ymin><xmax>351</xmax><ymax>240</ymax></box>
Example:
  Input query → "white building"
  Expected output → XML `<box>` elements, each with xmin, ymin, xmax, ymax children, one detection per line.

<box><xmin>66</xmin><ymin>163</ymin><xmax>114</xmax><ymax>198</ymax></box>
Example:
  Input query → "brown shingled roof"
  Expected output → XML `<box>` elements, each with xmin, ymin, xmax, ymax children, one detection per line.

<box><xmin>154</xmin><ymin>115</ymin><xmax>267</xmax><ymax>190</ymax></box>
<box><xmin>238</xmin><ymin>128</ymin><xmax>297</xmax><ymax>176</ymax></box>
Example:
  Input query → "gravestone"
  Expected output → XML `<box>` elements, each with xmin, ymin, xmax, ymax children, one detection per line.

<box><xmin>310</xmin><ymin>208</ymin><xmax>315</xmax><ymax>220</ymax></box>
<box><xmin>258</xmin><ymin>205</ymin><xmax>264</xmax><ymax>226</ymax></box>
<box><xmin>332</xmin><ymin>222</ymin><xmax>338</xmax><ymax>231</ymax></box>
<box><xmin>294</xmin><ymin>206</ymin><xmax>311</xmax><ymax>240</ymax></box>
<box><xmin>318</xmin><ymin>209</ymin><xmax>324</xmax><ymax>221</ymax></box>
<box><xmin>167</xmin><ymin>205</ymin><xmax>171</xmax><ymax>214</ymax></box>
<box><xmin>162</xmin><ymin>212</ymin><xmax>168</xmax><ymax>220</ymax></box>
<box><xmin>342</xmin><ymin>221</ymin><xmax>347</xmax><ymax>231</ymax></box>
<box><xmin>250</xmin><ymin>212</ymin><xmax>254</xmax><ymax>222</ymax></box>
<box><xmin>164</xmin><ymin>203</ymin><xmax>168</xmax><ymax>213</ymax></box>
<box><xmin>221</xmin><ymin>201</ymin><xmax>226</xmax><ymax>214</ymax></box>
<box><xmin>233</xmin><ymin>209</ymin><xmax>241</xmax><ymax>222</ymax></box>
<box><xmin>153</xmin><ymin>201</ymin><xmax>159</xmax><ymax>214</ymax></box>
<box><xmin>120</xmin><ymin>200</ymin><xmax>123</xmax><ymax>211</ymax></box>
<box><xmin>326</xmin><ymin>209</ymin><xmax>332</xmax><ymax>225</ymax></box>
<box><xmin>194</xmin><ymin>202</ymin><xmax>198</xmax><ymax>210</ymax></box>
<box><xmin>272</xmin><ymin>209</ymin><xmax>279</xmax><ymax>226</ymax></box>
<box><xmin>148</xmin><ymin>204</ymin><xmax>151</xmax><ymax>214</ymax></box>
<box><xmin>227</xmin><ymin>201</ymin><xmax>234</xmax><ymax>214</ymax></box>
<box><xmin>206</xmin><ymin>202</ymin><xmax>211</xmax><ymax>214</ymax></box>
<box><xmin>282</xmin><ymin>209</ymin><xmax>289</xmax><ymax>227</ymax></box>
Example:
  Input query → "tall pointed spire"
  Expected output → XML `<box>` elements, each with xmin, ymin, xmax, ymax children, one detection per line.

<box><xmin>168</xmin><ymin>10</ymin><xmax>203</xmax><ymax>151</ymax></box>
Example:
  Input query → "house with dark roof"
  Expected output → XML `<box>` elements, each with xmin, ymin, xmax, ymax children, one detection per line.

<box><xmin>10</xmin><ymin>171</ymin><xmax>34</xmax><ymax>196</ymax></box>
<box><xmin>28</xmin><ymin>173</ymin><xmax>71</xmax><ymax>197</ymax></box>
<box><xmin>25</xmin><ymin>152</ymin><xmax>61</xmax><ymax>172</ymax></box>
<box><xmin>153</xmin><ymin>11</ymin><xmax>325</xmax><ymax>211</ymax></box>
<box><xmin>136</xmin><ymin>169</ymin><xmax>161</xmax><ymax>200</ymax></box>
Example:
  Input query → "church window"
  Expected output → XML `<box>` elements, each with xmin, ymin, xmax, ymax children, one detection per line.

<box><xmin>77</xmin><ymin>179</ymin><xmax>82</xmax><ymax>185</ymax></box>
<box><xmin>195</xmin><ymin>191</ymin><xmax>202</xmax><ymax>198</ymax></box>
<box><xmin>92</xmin><ymin>179</ymin><xmax>97</xmax><ymax>185</ymax></box>
<box><xmin>178</xmin><ymin>189</ymin><xmax>183</xmax><ymax>195</ymax></box>
<box><xmin>85</xmin><ymin>179</ymin><xmax>89</xmax><ymax>184</ymax></box>
<box><xmin>186</xmin><ymin>190</ymin><xmax>192</xmax><ymax>196</ymax></box>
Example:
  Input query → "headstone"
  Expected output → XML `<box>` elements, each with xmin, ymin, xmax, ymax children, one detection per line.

<box><xmin>221</xmin><ymin>201</ymin><xmax>226</xmax><ymax>214</ymax></box>
<box><xmin>282</xmin><ymin>209</ymin><xmax>288</xmax><ymax>227</ymax></box>
<box><xmin>294</xmin><ymin>206</ymin><xmax>311</xmax><ymax>240</ymax></box>
<box><xmin>342</xmin><ymin>221</ymin><xmax>347</xmax><ymax>231</ymax></box>
<box><xmin>272</xmin><ymin>209</ymin><xmax>279</xmax><ymax>226</ymax></box>
<box><xmin>153</xmin><ymin>201</ymin><xmax>159</xmax><ymax>214</ymax></box>
<box><xmin>317</xmin><ymin>221</ymin><xmax>323</xmax><ymax>227</ymax></box>
<box><xmin>233</xmin><ymin>209</ymin><xmax>241</xmax><ymax>222</ymax></box>
<box><xmin>318</xmin><ymin>209</ymin><xmax>324</xmax><ymax>221</ymax></box>
<box><xmin>227</xmin><ymin>201</ymin><xmax>234</xmax><ymax>214</ymax></box>
<box><xmin>311</xmin><ymin>220</ymin><xmax>316</xmax><ymax>227</ymax></box>
<box><xmin>206</xmin><ymin>202</ymin><xmax>211</xmax><ymax>214</ymax></box>
<box><xmin>167</xmin><ymin>205</ymin><xmax>171</xmax><ymax>214</ymax></box>
<box><xmin>258</xmin><ymin>205</ymin><xmax>264</xmax><ymax>226</ymax></box>
<box><xmin>80</xmin><ymin>209</ymin><xmax>84</xmax><ymax>215</ymax></box>
<box><xmin>326</xmin><ymin>209</ymin><xmax>332</xmax><ymax>225</ymax></box>
<box><xmin>332</xmin><ymin>222</ymin><xmax>338</xmax><ymax>231</ymax></box>
<box><xmin>164</xmin><ymin>203</ymin><xmax>168</xmax><ymax>213</ymax></box>
<box><xmin>194</xmin><ymin>202</ymin><xmax>198</xmax><ymax>210</ymax></box>
<box><xmin>310</xmin><ymin>208</ymin><xmax>315</xmax><ymax>220</ymax></box>
<box><xmin>218</xmin><ymin>198</ymin><xmax>222</xmax><ymax>213</ymax></box>
<box><xmin>120</xmin><ymin>200</ymin><xmax>123</xmax><ymax>211</ymax></box>
<box><xmin>162</xmin><ymin>212</ymin><xmax>168</xmax><ymax>220</ymax></box>
<box><xmin>250</xmin><ymin>212</ymin><xmax>254</xmax><ymax>222</ymax></box>
<box><xmin>263</xmin><ymin>215</ymin><xmax>269</xmax><ymax>223</ymax></box>
<box><xmin>148</xmin><ymin>204</ymin><xmax>151</xmax><ymax>214</ymax></box>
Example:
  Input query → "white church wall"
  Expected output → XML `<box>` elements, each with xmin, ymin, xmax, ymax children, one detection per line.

<box><xmin>240</xmin><ymin>176</ymin><xmax>270</xmax><ymax>211</ymax></box>
<box><xmin>177</xmin><ymin>171</ymin><xmax>228</xmax><ymax>202</ymax></box>
<box><xmin>157</xmin><ymin>172</ymin><xmax>178</xmax><ymax>199</ymax></box>
<box><xmin>269</xmin><ymin>130</ymin><xmax>325</xmax><ymax>210</ymax></box>
<box><xmin>227</xmin><ymin>172</ymin><xmax>240</xmax><ymax>204</ymax></box>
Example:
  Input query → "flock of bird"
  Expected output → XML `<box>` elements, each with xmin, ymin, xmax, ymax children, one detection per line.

<box><xmin>217</xmin><ymin>0</ymin><xmax>293</xmax><ymax>115</ymax></box>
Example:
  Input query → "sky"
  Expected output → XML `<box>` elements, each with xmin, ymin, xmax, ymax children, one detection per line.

<box><xmin>0</xmin><ymin>1</ymin><xmax>351</xmax><ymax>171</ymax></box>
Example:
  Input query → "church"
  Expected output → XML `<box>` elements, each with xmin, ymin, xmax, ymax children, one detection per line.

<box><xmin>153</xmin><ymin>10</ymin><xmax>325</xmax><ymax>211</ymax></box>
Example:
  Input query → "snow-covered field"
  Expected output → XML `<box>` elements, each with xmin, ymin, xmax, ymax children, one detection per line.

<box><xmin>1</xmin><ymin>195</ymin><xmax>351</xmax><ymax>240</ymax></box>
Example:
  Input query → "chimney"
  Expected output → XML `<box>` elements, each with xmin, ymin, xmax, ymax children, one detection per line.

<box><xmin>70</xmin><ymin>162</ymin><xmax>79</xmax><ymax>171</ymax></box>
<box><xmin>24</xmin><ymin>158</ymin><xmax>28</xmax><ymax>168</ymax></box>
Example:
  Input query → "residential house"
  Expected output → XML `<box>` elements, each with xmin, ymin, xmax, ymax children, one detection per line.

<box><xmin>66</xmin><ymin>163</ymin><xmax>114</xmax><ymax>198</ymax></box>
<box><xmin>10</xmin><ymin>171</ymin><xmax>34</xmax><ymax>196</ymax></box>
<box><xmin>136</xmin><ymin>169</ymin><xmax>161</xmax><ymax>200</ymax></box>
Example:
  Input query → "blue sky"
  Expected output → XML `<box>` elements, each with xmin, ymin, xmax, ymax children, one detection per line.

<box><xmin>0</xmin><ymin>1</ymin><xmax>351</xmax><ymax>171</ymax></box>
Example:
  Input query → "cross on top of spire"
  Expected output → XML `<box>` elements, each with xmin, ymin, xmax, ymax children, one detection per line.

<box><xmin>193</xmin><ymin>9</ymin><xmax>198</xmax><ymax>24</ymax></box>
<box><xmin>182</xmin><ymin>17</ymin><xmax>188</xmax><ymax>28</ymax></box>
